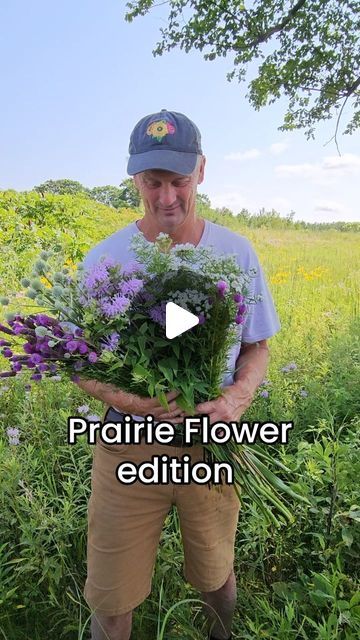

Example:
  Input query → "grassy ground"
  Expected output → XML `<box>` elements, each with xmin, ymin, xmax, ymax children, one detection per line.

<box><xmin>0</xmin><ymin>192</ymin><xmax>359</xmax><ymax>638</ymax></box>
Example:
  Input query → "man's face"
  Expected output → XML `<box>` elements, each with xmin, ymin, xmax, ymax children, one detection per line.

<box><xmin>133</xmin><ymin>156</ymin><xmax>206</xmax><ymax>231</ymax></box>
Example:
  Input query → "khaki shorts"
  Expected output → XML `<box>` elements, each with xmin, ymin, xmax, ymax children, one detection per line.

<box><xmin>83</xmin><ymin>409</ymin><xmax>241</xmax><ymax>616</ymax></box>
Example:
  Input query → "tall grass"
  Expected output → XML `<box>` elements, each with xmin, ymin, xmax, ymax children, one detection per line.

<box><xmin>0</xmin><ymin>191</ymin><xmax>359</xmax><ymax>638</ymax></box>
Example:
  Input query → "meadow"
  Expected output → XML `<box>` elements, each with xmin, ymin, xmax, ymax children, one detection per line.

<box><xmin>0</xmin><ymin>190</ymin><xmax>359</xmax><ymax>639</ymax></box>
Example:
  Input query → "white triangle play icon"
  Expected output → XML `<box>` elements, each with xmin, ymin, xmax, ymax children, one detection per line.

<box><xmin>165</xmin><ymin>302</ymin><xmax>199</xmax><ymax>339</ymax></box>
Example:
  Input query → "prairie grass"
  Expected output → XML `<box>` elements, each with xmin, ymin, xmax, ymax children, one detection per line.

<box><xmin>0</xmin><ymin>192</ymin><xmax>359</xmax><ymax>639</ymax></box>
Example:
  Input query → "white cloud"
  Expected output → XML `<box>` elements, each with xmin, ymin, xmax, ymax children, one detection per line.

<box><xmin>275</xmin><ymin>153</ymin><xmax>360</xmax><ymax>182</ymax></box>
<box><xmin>314</xmin><ymin>200</ymin><xmax>343</xmax><ymax>214</ymax></box>
<box><xmin>275</xmin><ymin>163</ymin><xmax>318</xmax><ymax>179</ymax></box>
<box><xmin>322</xmin><ymin>153</ymin><xmax>360</xmax><ymax>173</ymax></box>
<box><xmin>269</xmin><ymin>142</ymin><xmax>288</xmax><ymax>155</ymax></box>
<box><xmin>224</xmin><ymin>148</ymin><xmax>261</xmax><ymax>161</ymax></box>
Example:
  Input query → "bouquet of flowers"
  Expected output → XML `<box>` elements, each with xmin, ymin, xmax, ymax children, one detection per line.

<box><xmin>0</xmin><ymin>233</ymin><xmax>307</xmax><ymax>526</ymax></box>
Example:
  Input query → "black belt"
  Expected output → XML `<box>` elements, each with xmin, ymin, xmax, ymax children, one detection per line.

<box><xmin>104</xmin><ymin>407</ymin><xmax>194</xmax><ymax>447</ymax></box>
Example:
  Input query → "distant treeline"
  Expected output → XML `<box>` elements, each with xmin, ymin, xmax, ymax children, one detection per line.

<box><xmin>6</xmin><ymin>178</ymin><xmax>360</xmax><ymax>233</ymax></box>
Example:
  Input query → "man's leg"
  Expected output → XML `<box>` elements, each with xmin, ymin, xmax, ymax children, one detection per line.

<box><xmin>200</xmin><ymin>568</ymin><xmax>236</xmax><ymax>640</ymax></box>
<box><xmin>90</xmin><ymin>611</ymin><xmax>132</xmax><ymax>640</ymax></box>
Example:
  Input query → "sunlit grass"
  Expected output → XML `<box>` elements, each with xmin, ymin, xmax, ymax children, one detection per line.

<box><xmin>0</xmin><ymin>196</ymin><xmax>359</xmax><ymax>639</ymax></box>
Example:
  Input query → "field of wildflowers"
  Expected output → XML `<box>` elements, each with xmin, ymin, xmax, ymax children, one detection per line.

<box><xmin>0</xmin><ymin>190</ymin><xmax>359</xmax><ymax>639</ymax></box>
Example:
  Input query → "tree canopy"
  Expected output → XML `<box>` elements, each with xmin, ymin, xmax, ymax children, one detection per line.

<box><xmin>125</xmin><ymin>0</ymin><xmax>360</xmax><ymax>140</ymax></box>
<box><xmin>33</xmin><ymin>178</ymin><xmax>141</xmax><ymax>208</ymax></box>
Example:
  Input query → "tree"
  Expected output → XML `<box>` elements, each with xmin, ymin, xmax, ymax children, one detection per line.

<box><xmin>196</xmin><ymin>192</ymin><xmax>211</xmax><ymax>207</ymax></box>
<box><xmin>119</xmin><ymin>178</ymin><xmax>141</xmax><ymax>207</ymax></box>
<box><xmin>34</xmin><ymin>179</ymin><xmax>87</xmax><ymax>196</ymax></box>
<box><xmin>125</xmin><ymin>0</ymin><xmax>360</xmax><ymax>141</ymax></box>
<box><xmin>89</xmin><ymin>185</ymin><xmax>126</xmax><ymax>208</ymax></box>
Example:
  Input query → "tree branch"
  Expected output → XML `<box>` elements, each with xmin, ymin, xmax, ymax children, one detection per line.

<box><xmin>324</xmin><ymin>76</ymin><xmax>360</xmax><ymax>155</ymax></box>
<box><xmin>246</xmin><ymin>0</ymin><xmax>307</xmax><ymax>48</ymax></box>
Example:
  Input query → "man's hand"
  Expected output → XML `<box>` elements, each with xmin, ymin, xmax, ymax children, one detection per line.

<box><xmin>195</xmin><ymin>381</ymin><xmax>254</xmax><ymax>424</ymax></box>
<box><xmin>75</xmin><ymin>378</ymin><xmax>186</xmax><ymax>423</ymax></box>
<box><xmin>195</xmin><ymin>339</ymin><xmax>270</xmax><ymax>424</ymax></box>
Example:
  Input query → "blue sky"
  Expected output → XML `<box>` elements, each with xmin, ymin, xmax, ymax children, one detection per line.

<box><xmin>1</xmin><ymin>0</ymin><xmax>359</xmax><ymax>223</ymax></box>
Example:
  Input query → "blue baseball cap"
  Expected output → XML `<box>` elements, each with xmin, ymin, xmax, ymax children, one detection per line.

<box><xmin>127</xmin><ymin>109</ymin><xmax>203</xmax><ymax>176</ymax></box>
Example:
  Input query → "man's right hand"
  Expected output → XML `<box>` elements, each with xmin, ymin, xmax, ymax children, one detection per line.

<box><xmin>75</xmin><ymin>378</ymin><xmax>186</xmax><ymax>423</ymax></box>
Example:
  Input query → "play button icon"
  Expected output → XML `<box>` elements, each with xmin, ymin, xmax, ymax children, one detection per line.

<box><xmin>165</xmin><ymin>302</ymin><xmax>199</xmax><ymax>339</ymax></box>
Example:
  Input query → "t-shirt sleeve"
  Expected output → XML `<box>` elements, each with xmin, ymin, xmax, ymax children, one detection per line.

<box><xmin>240</xmin><ymin>243</ymin><xmax>281</xmax><ymax>343</ymax></box>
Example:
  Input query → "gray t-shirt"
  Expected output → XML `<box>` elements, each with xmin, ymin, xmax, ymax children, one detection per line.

<box><xmin>82</xmin><ymin>219</ymin><xmax>280</xmax><ymax>408</ymax></box>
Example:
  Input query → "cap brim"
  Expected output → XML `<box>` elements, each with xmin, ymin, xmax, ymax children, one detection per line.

<box><xmin>127</xmin><ymin>150</ymin><xmax>198</xmax><ymax>176</ymax></box>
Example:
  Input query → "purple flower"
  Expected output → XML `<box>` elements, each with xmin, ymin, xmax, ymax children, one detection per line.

<box><xmin>12</xmin><ymin>362</ymin><xmax>22</xmax><ymax>372</ymax></box>
<box><xmin>0</xmin><ymin>323</ymin><xmax>14</xmax><ymax>335</ymax></box>
<box><xmin>88</xmin><ymin>352</ymin><xmax>98</xmax><ymax>363</ymax></box>
<box><xmin>66</xmin><ymin>340</ymin><xmax>80</xmax><ymax>353</ymax></box>
<box><xmin>49</xmin><ymin>364</ymin><xmax>58</xmax><ymax>373</ymax></box>
<box><xmin>101</xmin><ymin>331</ymin><xmax>120</xmax><ymax>352</ymax></box>
<box><xmin>121</xmin><ymin>260</ymin><xmax>144</xmax><ymax>276</ymax></box>
<box><xmin>149</xmin><ymin>302</ymin><xmax>166</xmax><ymax>326</ymax></box>
<box><xmin>237</xmin><ymin>303</ymin><xmax>247</xmax><ymax>315</ymax></box>
<box><xmin>261</xmin><ymin>379</ymin><xmax>270</xmax><ymax>386</ymax></box>
<box><xmin>6</xmin><ymin>427</ymin><xmax>20</xmax><ymax>445</ymax></box>
<box><xmin>78</xmin><ymin>341</ymin><xmax>89</xmax><ymax>355</ymax></box>
<box><xmin>198</xmin><ymin>313</ymin><xmax>206</xmax><ymax>325</ymax></box>
<box><xmin>23</xmin><ymin>342</ymin><xmax>36</xmax><ymax>355</ymax></box>
<box><xmin>30</xmin><ymin>373</ymin><xmax>42</xmax><ymax>381</ymax></box>
<box><xmin>0</xmin><ymin>339</ymin><xmax>11</xmax><ymax>347</ymax></box>
<box><xmin>7</xmin><ymin>427</ymin><xmax>20</xmax><ymax>437</ymax></box>
<box><xmin>2</xmin><ymin>348</ymin><xmax>13</xmax><ymax>358</ymax></box>
<box><xmin>86</xmin><ymin>414</ymin><xmax>101</xmax><ymax>422</ymax></box>
<box><xmin>100</xmin><ymin>295</ymin><xmax>130</xmax><ymax>318</ymax></box>
<box><xmin>121</xmin><ymin>278</ymin><xmax>144</xmax><ymax>296</ymax></box>
<box><xmin>216</xmin><ymin>280</ymin><xmax>228</xmax><ymax>297</ymax></box>
<box><xmin>38</xmin><ymin>363</ymin><xmax>49</xmax><ymax>372</ymax></box>
<box><xmin>35</xmin><ymin>314</ymin><xmax>54</xmax><ymax>327</ymax></box>
<box><xmin>28</xmin><ymin>353</ymin><xmax>43</xmax><ymax>365</ymax></box>
<box><xmin>235</xmin><ymin>315</ymin><xmax>246</xmax><ymax>325</ymax></box>
<box><xmin>281</xmin><ymin>362</ymin><xmax>297</xmax><ymax>373</ymax></box>
<box><xmin>71</xmin><ymin>375</ymin><xmax>80</xmax><ymax>383</ymax></box>
<box><xmin>74</xmin><ymin>360</ymin><xmax>85</xmax><ymax>371</ymax></box>
<box><xmin>77</xmin><ymin>404</ymin><xmax>90</xmax><ymax>414</ymax></box>
<box><xmin>260</xmin><ymin>390</ymin><xmax>269</xmax><ymax>398</ymax></box>
<box><xmin>234</xmin><ymin>293</ymin><xmax>244</xmax><ymax>303</ymax></box>
<box><xmin>13</xmin><ymin>324</ymin><xmax>27</xmax><ymax>335</ymax></box>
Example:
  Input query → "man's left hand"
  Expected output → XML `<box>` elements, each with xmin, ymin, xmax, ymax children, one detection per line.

<box><xmin>195</xmin><ymin>382</ymin><xmax>254</xmax><ymax>424</ymax></box>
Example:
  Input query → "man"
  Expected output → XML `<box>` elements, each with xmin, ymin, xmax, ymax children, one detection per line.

<box><xmin>77</xmin><ymin>109</ymin><xmax>281</xmax><ymax>640</ymax></box>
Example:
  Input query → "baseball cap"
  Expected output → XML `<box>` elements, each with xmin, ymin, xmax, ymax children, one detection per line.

<box><xmin>127</xmin><ymin>109</ymin><xmax>202</xmax><ymax>176</ymax></box>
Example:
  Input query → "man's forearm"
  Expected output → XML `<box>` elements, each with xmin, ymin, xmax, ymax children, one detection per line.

<box><xmin>75</xmin><ymin>378</ymin><xmax>137</xmax><ymax>413</ymax></box>
<box><xmin>233</xmin><ymin>340</ymin><xmax>269</xmax><ymax>399</ymax></box>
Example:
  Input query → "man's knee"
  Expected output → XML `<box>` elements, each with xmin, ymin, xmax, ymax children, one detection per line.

<box><xmin>91</xmin><ymin>610</ymin><xmax>133</xmax><ymax>640</ymax></box>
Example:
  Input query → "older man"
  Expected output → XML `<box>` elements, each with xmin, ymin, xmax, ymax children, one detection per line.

<box><xmin>77</xmin><ymin>110</ymin><xmax>280</xmax><ymax>640</ymax></box>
